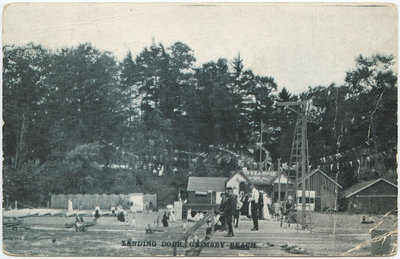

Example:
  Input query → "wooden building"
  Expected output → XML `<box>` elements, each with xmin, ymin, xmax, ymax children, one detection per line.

<box><xmin>227</xmin><ymin>169</ymin><xmax>295</xmax><ymax>202</ymax></box>
<box><xmin>341</xmin><ymin>178</ymin><xmax>397</xmax><ymax>214</ymax></box>
<box><xmin>297</xmin><ymin>169</ymin><xmax>342</xmax><ymax>211</ymax></box>
<box><xmin>186</xmin><ymin>177</ymin><xmax>228</xmax><ymax>205</ymax></box>
<box><xmin>226</xmin><ymin>171</ymin><xmax>249</xmax><ymax>195</ymax></box>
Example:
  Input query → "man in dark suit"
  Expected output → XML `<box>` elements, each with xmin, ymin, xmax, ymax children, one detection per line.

<box><xmin>218</xmin><ymin>193</ymin><xmax>227</xmax><ymax>231</ymax></box>
<box><xmin>223</xmin><ymin>186</ymin><xmax>237</xmax><ymax>237</ymax></box>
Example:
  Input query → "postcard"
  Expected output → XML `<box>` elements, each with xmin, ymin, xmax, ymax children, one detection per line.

<box><xmin>2</xmin><ymin>2</ymin><xmax>398</xmax><ymax>256</ymax></box>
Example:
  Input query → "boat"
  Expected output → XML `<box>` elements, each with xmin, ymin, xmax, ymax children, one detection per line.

<box><xmin>3</xmin><ymin>218</ymin><xmax>24</xmax><ymax>228</ymax></box>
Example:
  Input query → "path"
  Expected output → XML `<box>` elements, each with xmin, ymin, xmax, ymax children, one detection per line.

<box><xmin>200</xmin><ymin>217</ymin><xmax>380</xmax><ymax>256</ymax></box>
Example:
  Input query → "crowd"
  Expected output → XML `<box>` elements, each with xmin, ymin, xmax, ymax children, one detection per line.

<box><xmin>215</xmin><ymin>184</ymin><xmax>272</xmax><ymax>237</ymax></box>
<box><xmin>215</xmin><ymin>185</ymin><xmax>300</xmax><ymax>237</ymax></box>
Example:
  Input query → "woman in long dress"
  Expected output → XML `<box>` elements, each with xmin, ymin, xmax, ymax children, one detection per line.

<box><xmin>263</xmin><ymin>193</ymin><xmax>272</xmax><ymax>218</ymax></box>
<box><xmin>68</xmin><ymin>199</ymin><xmax>73</xmax><ymax>212</ymax></box>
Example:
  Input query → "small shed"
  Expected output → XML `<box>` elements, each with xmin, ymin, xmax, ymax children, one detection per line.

<box><xmin>298</xmin><ymin>169</ymin><xmax>342</xmax><ymax>211</ymax></box>
<box><xmin>270</xmin><ymin>172</ymin><xmax>295</xmax><ymax>203</ymax></box>
<box><xmin>186</xmin><ymin>177</ymin><xmax>228</xmax><ymax>205</ymax></box>
<box><xmin>341</xmin><ymin>178</ymin><xmax>397</xmax><ymax>214</ymax></box>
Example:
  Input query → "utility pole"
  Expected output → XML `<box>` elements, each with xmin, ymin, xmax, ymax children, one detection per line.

<box><xmin>277</xmin><ymin>101</ymin><xmax>309</xmax><ymax>229</ymax></box>
<box><xmin>277</xmin><ymin>158</ymin><xmax>281</xmax><ymax>203</ymax></box>
<box><xmin>300</xmin><ymin>103</ymin><xmax>307</xmax><ymax>228</ymax></box>
<box><xmin>260</xmin><ymin>122</ymin><xmax>263</xmax><ymax>167</ymax></box>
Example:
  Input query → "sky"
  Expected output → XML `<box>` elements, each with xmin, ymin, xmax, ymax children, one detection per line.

<box><xmin>2</xmin><ymin>2</ymin><xmax>398</xmax><ymax>94</ymax></box>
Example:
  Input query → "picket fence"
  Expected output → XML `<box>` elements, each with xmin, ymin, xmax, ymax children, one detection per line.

<box><xmin>50</xmin><ymin>193</ymin><xmax>157</xmax><ymax>210</ymax></box>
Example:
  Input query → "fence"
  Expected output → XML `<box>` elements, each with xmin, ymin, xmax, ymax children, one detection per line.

<box><xmin>50</xmin><ymin>193</ymin><xmax>157</xmax><ymax>210</ymax></box>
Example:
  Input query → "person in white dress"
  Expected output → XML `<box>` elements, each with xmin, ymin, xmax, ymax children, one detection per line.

<box><xmin>263</xmin><ymin>193</ymin><xmax>272</xmax><ymax>218</ymax></box>
<box><xmin>68</xmin><ymin>199</ymin><xmax>73</xmax><ymax>212</ymax></box>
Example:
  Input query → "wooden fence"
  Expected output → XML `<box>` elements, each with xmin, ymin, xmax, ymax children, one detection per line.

<box><xmin>50</xmin><ymin>193</ymin><xmax>157</xmax><ymax>210</ymax></box>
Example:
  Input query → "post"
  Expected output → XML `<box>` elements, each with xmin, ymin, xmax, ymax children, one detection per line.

<box><xmin>301</xmin><ymin>103</ymin><xmax>307</xmax><ymax>229</ymax></box>
<box><xmin>173</xmin><ymin>246</ymin><xmax>177</xmax><ymax>256</ymax></box>
<box><xmin>295</xmin><ymin>162</ymin><xmax>299</xmax><ymax>233</ymax></box>
<box><xmin>278</xmin><ymin>158</ymin><xmax>281</xmax><ymax>203</ymax></box>
<box><xmin>211</xmin><ymin>208</ymin><xmax>215</xmax><ymax>233</ymax></box>
<box><xmin>47</xmin><ymin>201</ymin><xmax>50</xmax><ymax>209</ymax></box>
<box><xmin>15</xmin><ymin>200</ymin><xmax>17</xmax><ymax>210</ymax></box>
<box><xmin>260</xmin><ymin>121</ymin><xmax>263</xmax><ymax>168</ymax></box>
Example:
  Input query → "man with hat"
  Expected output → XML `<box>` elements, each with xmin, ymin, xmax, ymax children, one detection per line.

<box><xmin>218</xmin><ymin>192</ymin><xmax>227</xmax><ymax>231</ymax></box>
<box><xmin>223</xmin><ymin>186</ymin><xmax>237</xmax><ymax>237</ymax></box>
<box><xmin>250</xmin><ymin>184</ymin><xmax>259</xmax><ymax>231</ymax></box>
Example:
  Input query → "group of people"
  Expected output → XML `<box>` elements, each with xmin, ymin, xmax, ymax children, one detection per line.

<box><xmin>217</xmin><ymin>184</ymin><xmax>264</xmax><ymax>237</ymax></box>
<box><xmin>271</xmin><ymin>196</ymin><xmax>298</xmax><ymax>227</ymax></box>
<box><xmin>111</xmin><ymin>205</ymin><xmax>126</xmax><ymax>222</ymax></box>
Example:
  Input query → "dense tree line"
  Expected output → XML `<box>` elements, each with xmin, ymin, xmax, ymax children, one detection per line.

<box><xmin>3</xmin><ymin>41</ymin><xmax>397</xmax><ymax>206</ymax></box>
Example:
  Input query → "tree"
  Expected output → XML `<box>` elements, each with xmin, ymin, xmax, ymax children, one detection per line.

<box><xmin>3</xmin><ymin>43</ymin><xmax>51</xmax><ymax>168</ymax></box>
<box><xmin>45</xmin><ymin>43</ymin><xmax>123</xmax><ymax>158</ymax></box>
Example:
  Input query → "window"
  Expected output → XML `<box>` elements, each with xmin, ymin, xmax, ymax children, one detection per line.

<box><xmin>195</xmin><ymin>191</ymin><xmax>207</xmax><ymax>197</ymax></box>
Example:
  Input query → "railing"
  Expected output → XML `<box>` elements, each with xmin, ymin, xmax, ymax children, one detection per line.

<box><xmin>173</xmin><ymin>204</ymin><xmax>220</xmax><ymax>256</ymax></box>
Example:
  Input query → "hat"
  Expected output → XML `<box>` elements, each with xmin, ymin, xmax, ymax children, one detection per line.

<box><xmin>225</xmin><ymin>186</ymin><xmax>233</xmax><ymax>190</ymax></box>
<box><xmin>287</xmin><ymin>195</ymin><xmax>293</xmax><ymax>200</ymax></box>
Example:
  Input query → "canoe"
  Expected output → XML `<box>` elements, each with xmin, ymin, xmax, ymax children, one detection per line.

<box><xmin>3</xmin><ymin>210</ymin><xmax>31</xmax><ymax>218</ymax></box>
<box><xmin>50</xmin><ymin>210</ymin><xmax>62</xmax><ymax>216</ymax></box>
<box><xmin>65</xmin><ymin>222</ymin><xmax>76</xmax><ymax>228</ymax></box>
<box><xmin>66</xmin><ymin>211</ymin><xmax>77</xmax><ymax>217</ymax></box>
<box><xmin>3</xmin><ymin>218</ymin><xmax>24</xmax><ymax>227</ymax></box>
<box><xmin>84</xmin><ymin>220</ymin><xmax>97</xmax><ymax>227</ymax></box>
<box><xmin>65</xmin><ymin>219</ymin><xmax>97</xmax><ymax>229</ymax></box>
<box><xmin>76</xmin><ymin>211</ymin><xmax>88</xmax><ymax>216</ymax></box>
<box><xmin>37</xmin><ymin>209</ymin><xmax>52</xmax><ymax>216</ymax></box>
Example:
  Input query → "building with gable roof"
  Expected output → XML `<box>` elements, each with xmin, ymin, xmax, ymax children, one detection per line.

<box><xmin>186</xmin><ymin>176</ymin><xmax>228</xmax><ymax>205</ymax></box>
<box><xmin>227</xmin><ymin>169</ymin><xmax>295</xmax><ymax>202</ymax></box>
<box><xmin>340</xmin><ymin>178</ymin><xmax>397</xmax><ymax>213</ymax></box>
<box><xmin>297</xmin><ymin>168</ymin><xmax>342</xmax><ymax>211</ymax></box>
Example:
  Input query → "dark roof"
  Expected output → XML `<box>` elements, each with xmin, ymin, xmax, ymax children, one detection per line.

<box><xmin>187</xmin><ymin>177</ymin><xmax>228</xmax><ymax>192</ymax></box>
<box><xmin>298</xmin><ymin>169</ymin><xmax>342</xmax><ymax>189</ymax></box>
<box><xmin>342</xmin><ymin>178</ymin><xmax>398</xmax><ymax>198</ymax></box>
<box><xmin>242</xmin><ymin>170</ymin><xmax>282</xmax><ymax>185</ymax></box>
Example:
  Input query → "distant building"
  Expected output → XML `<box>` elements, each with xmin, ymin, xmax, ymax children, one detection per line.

<box><xmin>227</xmin><ymin>169</ymin><xmax>295</xmax><ymax>202</ymax></box>
<box><xmin>341</xmin><ymin>178</ymin><xmax>397</xmax><ymax>214</ymax></box>
<box><xmin>297</xmin><ymin>169</ymin><xmax>342</xmax><ymax>211</ymax></box>
<box><xmin>186</xmin><ymin>177</ymin><xmax>228</xmax><ymax>205</ymax></box>
<box><xmin>226</xmin><ymin>171</ymin><xmax>249</xmax><ymax>195</ymax></box>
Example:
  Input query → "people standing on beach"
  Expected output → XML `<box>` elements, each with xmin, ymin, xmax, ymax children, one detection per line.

<box><xmin>223</xmin><ymin>186</ymin><xmax>237</xmax><ymax>237</ymax></box>
<box><xmin>117</xmin><ymin>206</ymin><xmax>125</xmax><ymax>222</ymax></box>
<box><xmin>68</xmin><ymin>199</ymin><xmax>73</xmax><ymax>212</ymax></box>
<box><xmin>258</xmin><ymin>191</ymin><xmax>264</xmax><ymax>219</ymax></box>
<box><xmin>250</xmin><ymin>184</ymin><xmax>259</xmax><ymax>231</ymax></box>
<box><xmin>162</xmin><ymin>211</ymin><xmax>169</xmax><ymax>227</ymax></box>
<box><xmin>218</xmin><ymin>193</ymin><xmax>227</xmax><ymax>231</ymax></box>
<box><xmin>273</xmin><ymin>200</ymin><xmax>280</xmax><ymax>219</ymax></box>
<box><xmin>234</xmin><ymin>194</ymin><xmax>243</xmax><ymax>228</ymax></box>
<box><xmin>240</xmin><ymin>193</ymin><xmax>250</xmax><ymax>217</ymax></box>
<box><xmin>94</xmin><ymin>206</ymin><xmax>100</xmax><ymax>219</ymax></box>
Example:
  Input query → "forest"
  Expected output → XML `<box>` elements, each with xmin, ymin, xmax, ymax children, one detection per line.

<box><xmin>3</xmin><ymin>41</ymin><xmax>397</xmax><ymax>206</ymax></box>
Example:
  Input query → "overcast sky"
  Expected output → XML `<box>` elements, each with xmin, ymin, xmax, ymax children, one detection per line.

<box><xmin>3</xmin><ymin>2</ymin><xmax>397</xmax><ymax>94</ymax></box>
